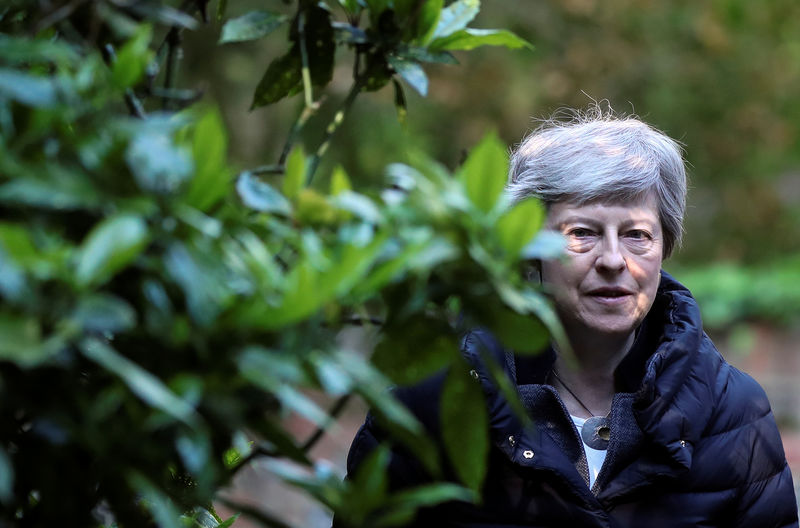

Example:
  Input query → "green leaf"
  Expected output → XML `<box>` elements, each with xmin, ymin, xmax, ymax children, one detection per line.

<box><xmin>219</xmin><ymin>11</ymin><xmax>288</xmax><ymax>44</ymax></box>
<box><xmin>0</xmin><ymin>245</ymin><xmax>26</xmax><ymax>302</ymax></box>
<box><xmin>0</xmin><ymin>166</ymin><xmax>103</xmax><ymax>211</ymax></box>
<box><xmin>458</xmin><ymin>131</ymin><xmax>508</xmax><ymax>213</ymax></box>
<box><xmin>283</xmin><ymin>145</ymin><xmax>306</xmax><ymax>199</ymax></box>
<box><xmin>251</xmin><ymin>3</ymin><xmax>335</xmax><ymax>107</ymax></box>
<box><xmin>295</xmin><ymin>189</ymin><xmax>339</xmax><ymax>225</ymax></box>
<box><xmin>376</xmin><ymin>483</ymin><xmax>475</xmax><ymax>525</ymax></box>
<box><xmin>126</xmin><ymin>131</ymin><xmax>193</xmax><ymax>194</ymax></box>
<box><xmin>251</xmin><ymin>51</ymin><xmax>302</xmax><ymax>108</ymax></box>
<box><xmin>496</xmin><ymin>198</ymin><xmax>545</xmax><ymax>257</ymax></box>
<box><xmin>416</xmin><ymin>0</ymin><xmax>443</xmax><ymax>43</ymax></box>
<box><xmin>372</xmin><ymin>318</ymin><xmax>457</xmax><ymax>385</ymax></box>
<box><xmin>217</xmin><ymin>514</ymin><xmax>240</xmax><ymax>528</ymax></box>
<box><xmin>0</xmin><ymin>68</ymin><xmax>58</xmax><ymax>107</ymax></box>
<box><xmin>332</xmin><ymin>191</ymin><xmax>383</xmax><ymax>224</ymax></box>
<box><xmin>128</xmin><ymin>472</ymin><xmax>182</xmax><ymax>528</ymax></box>
<box><xmin>71</xmin><ymin>294</ymin><xmax>136</xmax><ymax>334</ymax></box>
<box><xmin>431</xmin><ymin>0</ymin><xmax>480</xmax><ymax>40</ymax></box>
<box><xmin>112</xmin><ymin>24</ymin><xmax>153</xmax><ymax>89</ymax></box>
<box><xmin>495</xmin><ymin>282</ymin><xmax>571</xmax><ymax>357</ymax></box>
<box><xmin>185</xmin><ymin>107</ymin><xmax>230</xmax><ymax>211</ymax></box>
<box><xmin>486</xmin><ymin>304</ymin><xmax>548</xmax><ymax>353</ymax></box>
<box><xmin>330</xmin><ymin>165</ymin><xmax>352</xmax><ymax>195</ymax></box>
<box><xmin>296</xmin><ymin>5</ymin><xmax>336</xmax><ymax>87</ymax></box>
<box><xmin>441</xmin><ymin>363</ymin><xmax>488</xmax><ymax>492</ymax></box>
<box><xmin>429</xmin><ymin>28</ymin><xmax>533</xmax><ymax>51</ymax></box>
<box><xmin>350</xmin><ymin>445</ymin><xmax>390</xmax><ymax>514</ymax></box>
<box><xmin>388</xmin><ymin>57</ymin><xmax>428</xmax><ymax>96</ymax></box>
<box><xmin>0</xmin><ymin>447</ymin><xmax>12</xmax><ymax>504</ymax></box>
<box><xmin>0</xmin><ymin>34</ymin><xmax>80</xmax><ymax>65</ymax></box>
<box><xmin>0</xmin><ymin>313</ymin><xmax>48</xmax><ymax>367</ymax></box>
<box><xmin>397</xmin><ymin>46</ymin><xmax>458</xmax><ymax>64</ymax></box>
<box><xmin>236</xmin><ymin>237</ymin><xmax>384</xmax><ymax>329</ymax></box>
<box><xmin>81</xmin><ymin>338</ymin><xmax>199</xmax><ymax>427</ymax></box>
<box><xmin>164</xmin><ymin>242</ymin><xmax>231</xmax><ymax>326</ymax></box>
<box><xmin>521</xmin><ymin>230</ymin><xmax>565</xmax><ymax>260</ymax></box>
<box><xmin>75</xmin><ymin>214</ymin><xmax>150</xmax><ymax>287</ymax></box>
<box><xmin>236</xmin><ymin>172</ymin><xmax>291</xmax><ymax>215</ymax></box>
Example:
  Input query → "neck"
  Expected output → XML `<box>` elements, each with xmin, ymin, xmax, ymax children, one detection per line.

<box><xmin>551</xmin><ymin>329</ymin><xmax>635</xmax><ymax>417</ymax></box>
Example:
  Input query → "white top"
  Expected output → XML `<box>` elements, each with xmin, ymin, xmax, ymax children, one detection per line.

<box><xmin>570</xmin><ymin>415</ymin><xmax>607</xmax><ymax>489</ymax></box>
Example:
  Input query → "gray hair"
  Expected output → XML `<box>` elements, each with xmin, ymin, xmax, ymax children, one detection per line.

<box><xmin>507</xmin><ymin>106</ymin><xmax>688</xmax><ymax>258</ymax></box>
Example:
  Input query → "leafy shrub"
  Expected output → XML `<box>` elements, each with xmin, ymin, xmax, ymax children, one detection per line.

<box><xmin>0</xmin><ymin>1</ymin><xmax>553</xmax><ymax>526</ymax></box>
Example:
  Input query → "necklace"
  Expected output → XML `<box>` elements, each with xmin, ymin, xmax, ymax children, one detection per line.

<box><xmin>551</xmin><ymin>370</ymin><xmax>611</xmax><ymax>451</ymax></box>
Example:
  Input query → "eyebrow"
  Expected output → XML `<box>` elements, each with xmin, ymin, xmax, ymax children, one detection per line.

<box><xmin>553</xmin><ymin>216</ymin><xmax>659</xmax><ymax>229</ymax></box>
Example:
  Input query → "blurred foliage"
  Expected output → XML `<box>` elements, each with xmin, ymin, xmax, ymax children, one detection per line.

<box><xmin>0</xmin><ymin>1</ymin><xmax>559</xmax><ymax>527</ymax></box>
<box><xmin>181</xmin><ymin>0</ymin><xmax>800</xmax><ymax>268</ymax></box>
<box><xmin>669</xmin><ymin>256</ymin><xmax>800</xmax><ymax>329</ymax></box>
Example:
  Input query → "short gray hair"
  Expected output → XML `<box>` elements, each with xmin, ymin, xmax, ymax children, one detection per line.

<box><xmin>507</xmin><ymin>106</ymin><xmax>688</xmax><ymax>258</ymax></box>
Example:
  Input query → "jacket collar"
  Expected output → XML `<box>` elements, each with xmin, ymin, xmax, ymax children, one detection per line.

<box><xmin>464</xmin><ymin>271</ymin><xmax>715</xmax><ymax>485</ymax></box>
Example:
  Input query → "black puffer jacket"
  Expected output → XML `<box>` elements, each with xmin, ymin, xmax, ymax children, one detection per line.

<box><xmin>343</xmin><ymin>272</ymin><xmax>798</xmax><ymax>527</ymax></box>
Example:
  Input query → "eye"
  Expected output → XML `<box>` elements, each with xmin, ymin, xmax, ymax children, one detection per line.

<box><xmin>568</xmin><ymin>227</ymin><xmax>594</xmax><ymax>238</ymax></box>
<box><xmin>625</xmin><ymin>230</ymin><xmax>651</xmax><ymax>240</ymax></box>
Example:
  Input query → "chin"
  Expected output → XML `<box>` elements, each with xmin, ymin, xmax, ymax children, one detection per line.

<box><xmin>587</xmin><ymin>317</ymin><xmax>641</xmax><ymax>338</ymax></box>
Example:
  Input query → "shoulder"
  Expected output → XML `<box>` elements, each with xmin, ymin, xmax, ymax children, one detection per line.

<box><xmin>693</xmin><ymin>341</ymin><xmax>788</xmax><ymax>484</ymax></box>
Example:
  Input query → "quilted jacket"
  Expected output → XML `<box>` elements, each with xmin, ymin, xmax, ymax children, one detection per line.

<box><xmin>342</xmin><ymin>272</ymin><xmax>798</xmax><ymax>527</ymax></box>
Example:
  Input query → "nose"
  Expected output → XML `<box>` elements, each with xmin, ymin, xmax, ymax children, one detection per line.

<box><xmin>596</xmin><ymin>235</ymin><xmax>626</xmax><ymax>273</ymax></box>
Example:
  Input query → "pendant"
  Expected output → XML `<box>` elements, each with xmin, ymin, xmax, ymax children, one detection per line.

<box><xmin>581</xmin><ymin>416</ymin><xmax>611</xmax><ymax>451</ymax></box>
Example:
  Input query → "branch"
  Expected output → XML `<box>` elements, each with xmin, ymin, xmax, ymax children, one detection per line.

<box><xmin>300</xmin><ymin>393</ymin><xmax>353</xmax><ymax>452</ymax></box>
<box><xmin>297</xmin><ymin>11</ymin><xmax>314</xmax><ymax>110</ymax></box>
<box><xmin>250</xmin><ymin>164</ymin><xmax>286</xmax><ymax>176</ymax></box>
<box><xmin>162</xmin><ymin>27</ymin><xmax>183</xmax><ymax>110</ymax></box>
<box><xmin>304</xmin><ymin>75</ymin><xmax>363</xmax><ymax>186</ymax></box>
<box><xmin>103</xmin><ymin>44</ymin><xmax>146</xmax><ymax>119</ymax></box>
<box><xmin>33</xmin><ymin>0</ymin><xmax>90</xmax><ymax>35</ymax></box>
<box><xmin>277</xmin><ymin>102</ymin><xmax>319</xmax><ymax>168</ymax></box>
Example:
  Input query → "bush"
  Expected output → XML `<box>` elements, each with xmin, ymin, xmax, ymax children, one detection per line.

<box><xmin>0</xmin><ymin>2</ymin><xmax>554</xmax><ymax>526</ymax></box>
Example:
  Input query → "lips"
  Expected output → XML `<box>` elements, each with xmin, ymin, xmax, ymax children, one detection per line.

<box><xmin>586</xmin><ymin>287</ymin><xmax>634</xmax><ymax>298</ymax></box>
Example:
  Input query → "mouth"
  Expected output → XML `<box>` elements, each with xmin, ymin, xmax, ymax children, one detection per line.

<box><xmin>587</xmin><ymin>287</ymin><xmax>634</xmax><ymax>299</ymax></box>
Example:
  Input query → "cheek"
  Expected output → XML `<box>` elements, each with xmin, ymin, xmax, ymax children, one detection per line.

<box><xmin>541</xmin><ymin>259</ymin><xmax>571</xmax><ymax>288</ymax></box>
<box><xmin>631</xmin><ymin>256</ymin><xmax>662</xmax><ymax>300</ymax></box>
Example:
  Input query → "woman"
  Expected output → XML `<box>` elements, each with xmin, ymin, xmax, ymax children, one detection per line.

<box><xmin>341</xmin><ymin>108</ymin><xmax>798</xmax><ymax>527</ymax></box>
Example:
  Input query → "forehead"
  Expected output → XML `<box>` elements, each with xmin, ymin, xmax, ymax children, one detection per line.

<box><xmin>546</xmin><ymin>193</ymin><xmax>661</xmax><ymax>226</ymax></box>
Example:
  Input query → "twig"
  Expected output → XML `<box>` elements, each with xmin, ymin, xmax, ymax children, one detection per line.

<box><xmin>297</xmin><ymin>11</ymin><xmax>314</xmax><ymax>110</ymax></box>
<box><xmin>162</xmin><ymin>28</ymin><xmax>182</xmax><ymax>110</ymax></box>
<box><xmin>124</xmin><ymin>91</ymin><xmax>147</xmax><ymax>119</ymax></box>
<box><xmin>103</xmin><ymin>44</ymin><xmax>146</xmax><ymax>119</ymax></box>
<box><xmin>155</xmin><ymin>0</ymin><xmax>196</xmax><ymax>56</ymax></box>
<box><xmin>33</xmin><ymin>0</ymin><xmax>90</xmax><ymax>34</ymax></box>
<box><xmin>301</xmin><ymin>393</ymin><xmax>353</xmax><ymax>452</ymax></box>
<box><xmin>150</xmin><ymin>87</ymin><xmax>203</xmax><ymax>105</ymax></box>
<box><xmin>228</xmin><ymin>393</ymin><xmax>355</xmax><ymax>479</ymax></box>
<box><xmin>234</xmin><ymin>443</ymin><xmax>279</xmax><ymax>470</ymax></box>
<box><xmin>277</xmin><ymin>103</ymin><xmax>318</xmax><ymax>168</ymax></box>
<box><xmin>250</xmin><ymin>164</ymin><xmax>286</xmax><ymax>175</ymax></box>
<box><xmin>304</xmin><ymin>75</ymin><xmax>363</xmax><ymax>186</ymax></box>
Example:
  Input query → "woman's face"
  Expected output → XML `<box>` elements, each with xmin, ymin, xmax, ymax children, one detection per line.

<box><xmin>540</xmin><ymin>193</ymin><xmax>664</xmax><ymax>340</ymax></box>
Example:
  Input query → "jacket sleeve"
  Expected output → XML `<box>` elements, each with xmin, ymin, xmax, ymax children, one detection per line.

<box><xmin>343</xmin><ymin>370</ymin><xmax>449</xmax><ymax>490</ymax></box>
<box><xmin>344</xmin><ymin>411</ymin><xmax>433</xmax><ymax>491</ymax></box>
<box><xmin>733</xmin><ymin>460</ymin><xmax>797</xmax><ymax>528</ymax></box>
<box><xmin>726</xmin><ymin>372</ymin><xmax>799</xmax><ymax>527</ymax></box>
